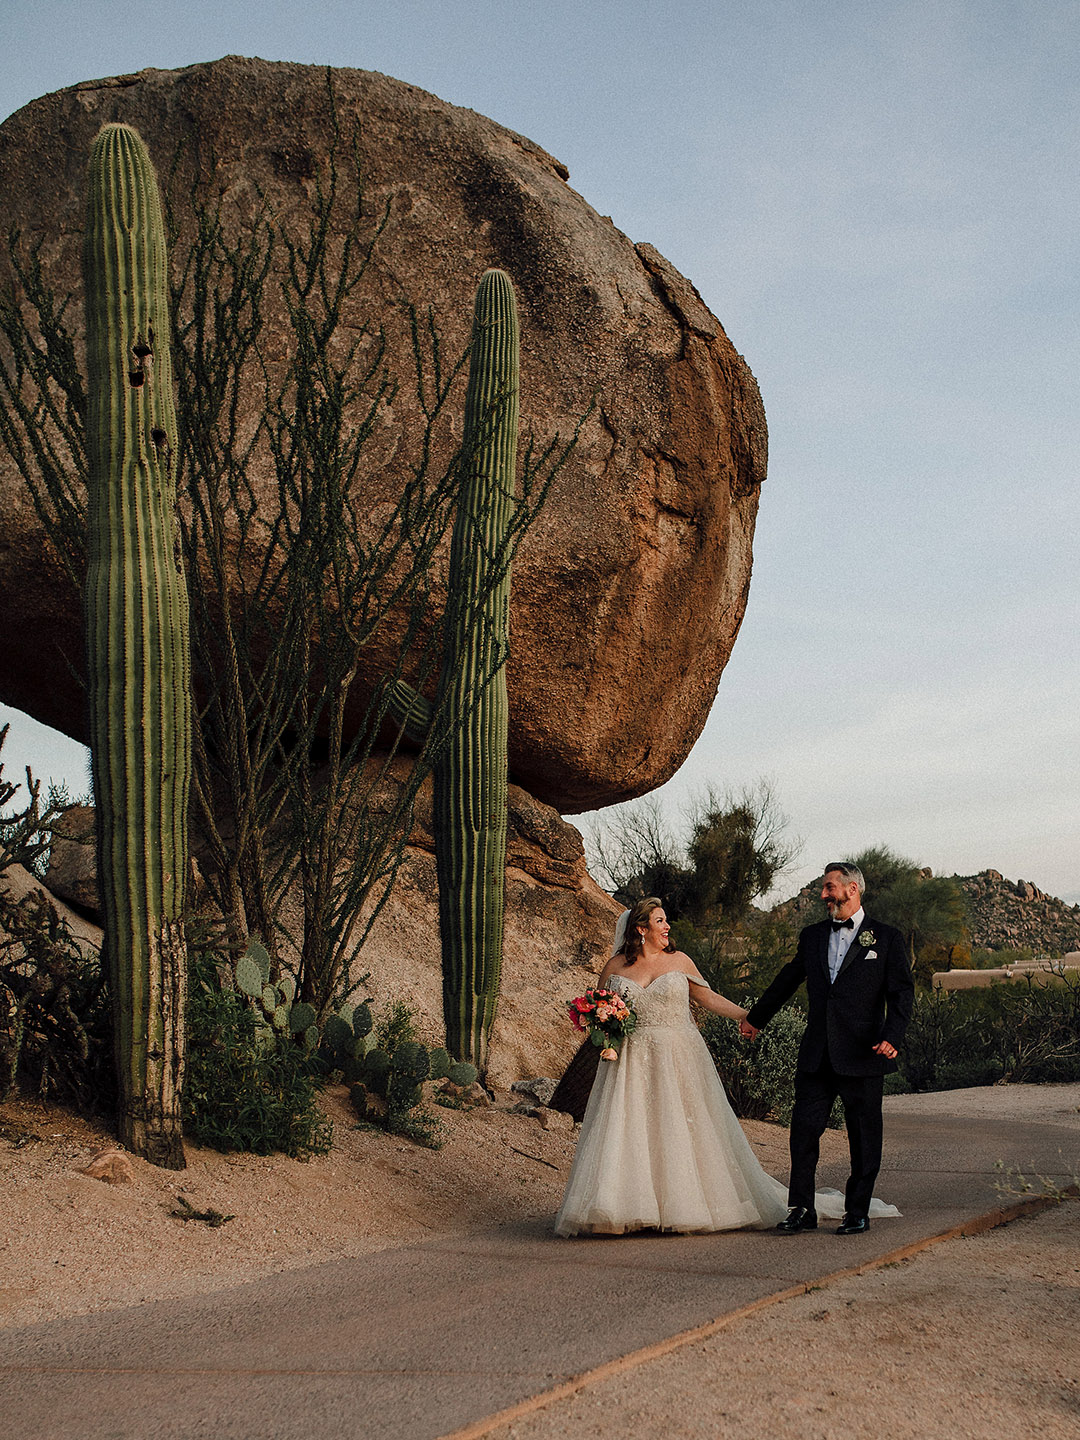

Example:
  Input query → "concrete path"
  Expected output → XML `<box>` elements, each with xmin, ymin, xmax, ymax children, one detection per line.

<box><xmin>2</xmin><ymin>1086</ymin><xmax>1078</xmax><ymax>1440</ymax></box>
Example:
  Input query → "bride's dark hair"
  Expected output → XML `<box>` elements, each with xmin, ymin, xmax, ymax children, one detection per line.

<box><xmin>618</xmin><ymin>896</ymin><xmax>675</xmax><ymax>965</ymax></box>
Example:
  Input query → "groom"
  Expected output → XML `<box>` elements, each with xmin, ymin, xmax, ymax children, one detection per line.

<box><xmin>740</xmin><ymin>862</ymin><xmax>914</xmax><ymax>1235</ymax></box>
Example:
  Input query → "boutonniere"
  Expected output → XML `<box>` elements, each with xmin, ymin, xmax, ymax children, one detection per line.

<box><xmin>858</xmin><ymin>929</ymin><xmax>876</xmax><ymax>949</ymax></box>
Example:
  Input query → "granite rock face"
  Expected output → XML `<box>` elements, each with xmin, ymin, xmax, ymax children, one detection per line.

<box><xmin>41</xmin><ymin>774</ymin><xmax>622</xmax><ymax>1090</ymax></box>
<box><xmin>0</xmin><ymin>57</ymin><xmax>767</xmax><ymax>812</ymax></box>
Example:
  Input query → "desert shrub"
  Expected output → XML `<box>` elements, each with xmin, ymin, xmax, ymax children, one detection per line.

<box><xmin>0</xmin><ymin>734</ymin><xmax>112</xmax><ymax>1111</ymax></box>
<box><xmin>699</xmin><ymin>1004</ymin><xmax>842</xmax><ymax>1128</ymax></box>
<box><xmin>971</xmin><ymin>946</ymin><xmax>1033</xmax><ymax>970</ymax></box>
<box><xmin>897</xmin><ymin>974</ymin><xmax>1080</xmax><ymax>1091</ymax></box>
<box><xmin>996</xmin><ymin>972</ymin><xmax>1080</xmax><ymax>1083</ymax></box>
<box><xmin>183</xmin><ymin>946</ymin><xmax>332</xmax><ymax>1158</ymax></box>
<box><xmin>0</xmin><ymin>883</ymin><xmax>112</xmax><ymax>1112</ymax></box>
<box><xmin>375</xmin><ymin>998</ymin><xmax>420</xmax><ymax>1055</ymax></box>
<box><xmin>896</xmin><ymin>987</ymin><xmax>992</xmax><ymax>1092</ymax></box>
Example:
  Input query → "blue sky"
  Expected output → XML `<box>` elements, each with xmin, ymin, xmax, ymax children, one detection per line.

<box><xmin>2</xmin><ymin>0</ymin><xmax>1077</xmax><ymax>901</ymax></box>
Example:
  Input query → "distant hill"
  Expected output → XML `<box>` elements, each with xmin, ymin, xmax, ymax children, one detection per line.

<box><xmin>958</xmin><ymin>870</ymin><xmax>1080</xmax><ymax>954</ymax></box>
<box><xmin>774</xmin><ymin>869</ymin><xmax>1080</xmax><ymax>956</ymax></box>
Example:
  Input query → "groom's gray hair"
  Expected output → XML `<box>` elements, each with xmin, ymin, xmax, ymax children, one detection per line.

<box><xmin>824</xmin><ymin>861</ymin><xmax>866</xmax><ymax>897</ymax></box>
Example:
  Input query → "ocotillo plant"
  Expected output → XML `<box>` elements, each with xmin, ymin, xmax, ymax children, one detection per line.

<box><xmin>433</xmin><ymin>269</ymin><xmax>519</xmax><ymax>1070</ymax></box>
<box><xmin>84</xmin><ymin>123</ymin><xmax>192</xmax><ymax>1168</ymax></box>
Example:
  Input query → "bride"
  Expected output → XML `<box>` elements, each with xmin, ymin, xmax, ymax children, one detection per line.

<box><xmin>555</xmin><ymin>897</ymin><xmax>895</xmax><ymax>1237</ymax></box>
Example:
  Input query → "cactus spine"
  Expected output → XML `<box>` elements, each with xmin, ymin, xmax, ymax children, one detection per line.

<box><xmin>434</xmin><ymin>270</ymin><xmax>518</xmax><ymax>1070</ymax></box>
<box><xmin>84</xmin><ymin>124</ymin><xmax>192</xmax><ymax>1168</ymax></box>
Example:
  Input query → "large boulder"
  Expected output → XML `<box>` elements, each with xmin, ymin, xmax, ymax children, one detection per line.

<box><xmin>36</xmin><ymin>778</ymin><xmax>622</xmax><ymax>1090</ymax></box>
<box><xmin>0</xmin><ymin>57</ymin><xmax>766</xmax><ymax>812</ymax></box>
<box><xmin>326</xmin><ymin>772</ymin><xmax>623</xmax><ymax>1090</ymax></box>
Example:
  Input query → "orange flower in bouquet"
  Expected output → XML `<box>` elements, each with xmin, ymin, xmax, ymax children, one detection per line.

<box><xmin>566</xmin><ymin>987</ymin><xmax>638</xmax><ymax>1060</ymax></box>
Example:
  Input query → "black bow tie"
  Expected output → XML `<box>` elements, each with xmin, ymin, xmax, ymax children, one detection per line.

<box><xmin>831</xmin><ymin>919</ymin><xmax>854</xmax><ymax>931</ymax></box>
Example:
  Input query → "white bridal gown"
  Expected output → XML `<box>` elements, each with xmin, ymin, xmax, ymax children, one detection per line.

<box><xmin>554</xmin><ymin>971</ymin><xmax>898</xmax><ymax>1237</ymax></box>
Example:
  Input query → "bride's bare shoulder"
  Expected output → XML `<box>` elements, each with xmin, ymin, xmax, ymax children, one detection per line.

<box><xmin>598</xmin><ymin>957</ymin><xmax>628</xmax><ymax>987</ymax></box>
<box><xmin>671</xmin><ymin>951</ymin><xmax>710</xmax><ymax>985</ymax></box>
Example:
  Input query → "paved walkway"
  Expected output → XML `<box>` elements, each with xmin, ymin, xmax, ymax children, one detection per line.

<box><xmin>3</xmin><ymin>1086</ymin><xmax>1078</xmax><ymax>1440</ymax></box>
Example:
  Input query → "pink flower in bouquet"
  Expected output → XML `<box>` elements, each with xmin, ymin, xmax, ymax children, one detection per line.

<box><xmin>565</xmin><ymin>985</ymin><xmax>638</xmax><ymax>1058</ymax></box>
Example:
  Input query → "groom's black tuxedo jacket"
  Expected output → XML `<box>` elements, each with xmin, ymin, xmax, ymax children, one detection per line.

<box><xmin>746</xmin><ymin>916</ymin><xmax>914</xmax><ymax>1077</ymax></box>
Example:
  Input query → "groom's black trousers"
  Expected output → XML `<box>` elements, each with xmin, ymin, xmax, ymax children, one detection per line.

<box><xmin>787</xmin><ymin>1055</ymin><xmax>884</xmax><ymax>1219</ymax></box>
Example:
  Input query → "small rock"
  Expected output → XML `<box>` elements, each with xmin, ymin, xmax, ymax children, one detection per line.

<box><xmin>437</xmin><ymin>1079</ymin><xmax>491</xmax><ymax>1108</ymax></box>
<box><xmin>463</xmin><ymin>1081</ymin><xmax>492</xmax><ymax>1108</ymax></box>
<box><xmin>511</xmin><ymin>1077</ymin><xmax>558</xmax><ymax>1108</ymax></box>
<box><xmin>44</xmin><ymin>805</ymin><xmax>100</xmax><ymax>916</ymax></box>
<box><xmin>350</xmin><ymin>1082</ymin><xmax>389</xmax><ymax>1123</ymax></box>
<box><xmin>535</xmin><ymin>1106</ymin><xmax>575</xmax><ymax>1133</ymax></box>
<box><xmin>78</xmin><ymin>1149</ymin><xmax>135</xmax><ymax>1184</ymax></box>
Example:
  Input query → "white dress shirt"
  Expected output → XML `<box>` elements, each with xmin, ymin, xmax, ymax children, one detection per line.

<box><xmin>827</xmin><ymin>905</ymin><xmax>864</xmax><ymax>982</ymax></box>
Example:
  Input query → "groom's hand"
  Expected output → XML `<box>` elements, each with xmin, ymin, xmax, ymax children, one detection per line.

<box><xmin>739</xmin><ymin>1019</ymin><xmax>759</xmax><ymax>1040</ymax></box>
<box><xmin>872</xmin><ymin>1040</ymin><xmax>897</xmax><ymax>1060</ymax></box>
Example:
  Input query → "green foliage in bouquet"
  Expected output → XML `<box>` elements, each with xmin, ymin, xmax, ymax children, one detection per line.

<box><xmin>183</xmin><ymin>940</ymin><xmax>332</xmax><ymax>1157</ymax></box>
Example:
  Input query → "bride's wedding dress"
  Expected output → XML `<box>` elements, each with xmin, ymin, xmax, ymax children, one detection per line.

<box><xmin>554</xmin><ymin>971</ymin><xmax>898</xmax><ymax>1237</ymax></box>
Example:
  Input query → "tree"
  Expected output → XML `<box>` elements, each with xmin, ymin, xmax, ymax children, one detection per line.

<box><xmin>589</xmin><ymin>782</ymin><xmax>798</xmax><ymax>923</ymax></box>
<box><xmin>684</xmin><ymin>782</ymin><xmax>799</xmax><ymax>928</ymax></box>
<box><xmin>586</xmin><ymin>796</ymin><xmax>694</xmax><ymax>916</ymax></box>
<box><xmin>852</xmin><ymin>845</ymin><xmax>968</xmax><ymax>987</ymax></box>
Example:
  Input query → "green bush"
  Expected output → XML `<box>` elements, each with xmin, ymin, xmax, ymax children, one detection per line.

<box><xmin>348</xmin><ymin>1001</ymin><xmax>443</xmax><ymax>1148</ymax></box>
<box><xmin>183</xmin><ymin>947</ymin><xmax>332</xmax><ymax>1157</ymax></box>
<box><xmin>897</xmin><ymin>974</ymin><xmax>1080</xmax><ymax>1091</ymax></box>
<box><xmin>0</xmin><ymin>884</ymin><xmax>112</xmax><ymax>1113</ymax></box>
<box><xmin>0</xmin><ymin>736</ymin><xmax>110</xmax><ymax>1110</ymax></box>
<box><xmin>699</xmin><ymin>1005</ymin><xmax>842</xmax><ymax>1128</ymax></box>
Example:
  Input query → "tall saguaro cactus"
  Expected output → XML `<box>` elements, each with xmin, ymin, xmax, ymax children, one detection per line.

<box><xmin>434</xmin><ymin>269</ymin><xmax>519</xmax><ymax>1070</ymax></box>
<box><xmin>84</xmin><ymin>124</ymin><xmax>192</xmax><ymax>1168</ymax></box>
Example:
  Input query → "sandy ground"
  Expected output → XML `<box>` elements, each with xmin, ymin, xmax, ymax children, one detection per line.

<box><xmin>484</xmin><ymin>1198</ymin><xmax>1080</xmax><ymax>1440</ymax></box>
<box><xmin>3</xmin><ymin>1085</ymin><xmax>1078</xmax><ymax>1440</ymax></box>
<box><xmin>0</xmin><ymin>1085</ymin><xmax>829</xmax><ymax>1330</ymax></box>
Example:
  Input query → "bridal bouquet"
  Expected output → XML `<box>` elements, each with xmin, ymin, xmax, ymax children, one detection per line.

<box><xmin>567</xmin><ymin>987</ymin><xmax>637</xmax><ymax>1061</ymax></box>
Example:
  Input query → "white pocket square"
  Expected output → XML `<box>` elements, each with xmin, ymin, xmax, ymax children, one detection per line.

<box><xmin>866</xmin><ymin>950</ymin><xmax>878</xmax><ymax>959</ymax></box>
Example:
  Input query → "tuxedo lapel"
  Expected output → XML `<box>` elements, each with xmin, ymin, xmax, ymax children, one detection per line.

<box><xmin>836</xmin><ymin>917</ymin><xmax>871</xmax><ymax>982</ymax></box>
<box><xmin>814</xmin><ymin>921</ymin><xmax>831</xmax><ymax>979</ymax></box>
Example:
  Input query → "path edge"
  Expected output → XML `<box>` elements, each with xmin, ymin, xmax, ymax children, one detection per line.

<box><xmin>435</xmin><ymin>1189</ymin><xmax>1078</xmax><ymax>1440</ymax></box>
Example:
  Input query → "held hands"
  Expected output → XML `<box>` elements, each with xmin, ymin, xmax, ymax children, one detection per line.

<box><xmin>872</xmin><ymin>1040</ymin><xmax>898</xmax><ymax>1060</ymax></box>
<box><xmin>739</xmin><ymin>1018</ymin><xmax>759</xmax><ymax>1041</ymax></box>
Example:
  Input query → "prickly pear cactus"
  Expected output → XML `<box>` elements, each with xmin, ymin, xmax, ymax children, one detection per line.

<box><xmin>317</xmin><ymin>1000</ymin><xmax>374</xmax><ymax>1081</ymax></box>
<box><xmin>229</xmin><ymin>940</ymin><xmax>316</xmax><ymax>1051</ymax></box>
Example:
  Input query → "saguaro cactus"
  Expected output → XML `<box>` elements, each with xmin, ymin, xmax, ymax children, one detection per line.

<box><xmin>434</xmin><ymin>269</ymin><xmax>519</xmax><ymax>1070</ymax></box>
<box><xmin>84</xmin><ymin>123</ymin><xmax>192</xmax><ymax>1168</ymax></box>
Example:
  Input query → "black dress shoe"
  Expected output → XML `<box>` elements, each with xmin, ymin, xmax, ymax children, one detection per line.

<box><xmin>776</xmin><ymin>1207</ymin><xmax>818</xmax><ymax>1233</ymax></box>
<box><xmin>836</xmin><ymin>1214</ymin><xmax>869</xmax><ymax>1235</ymax></box>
